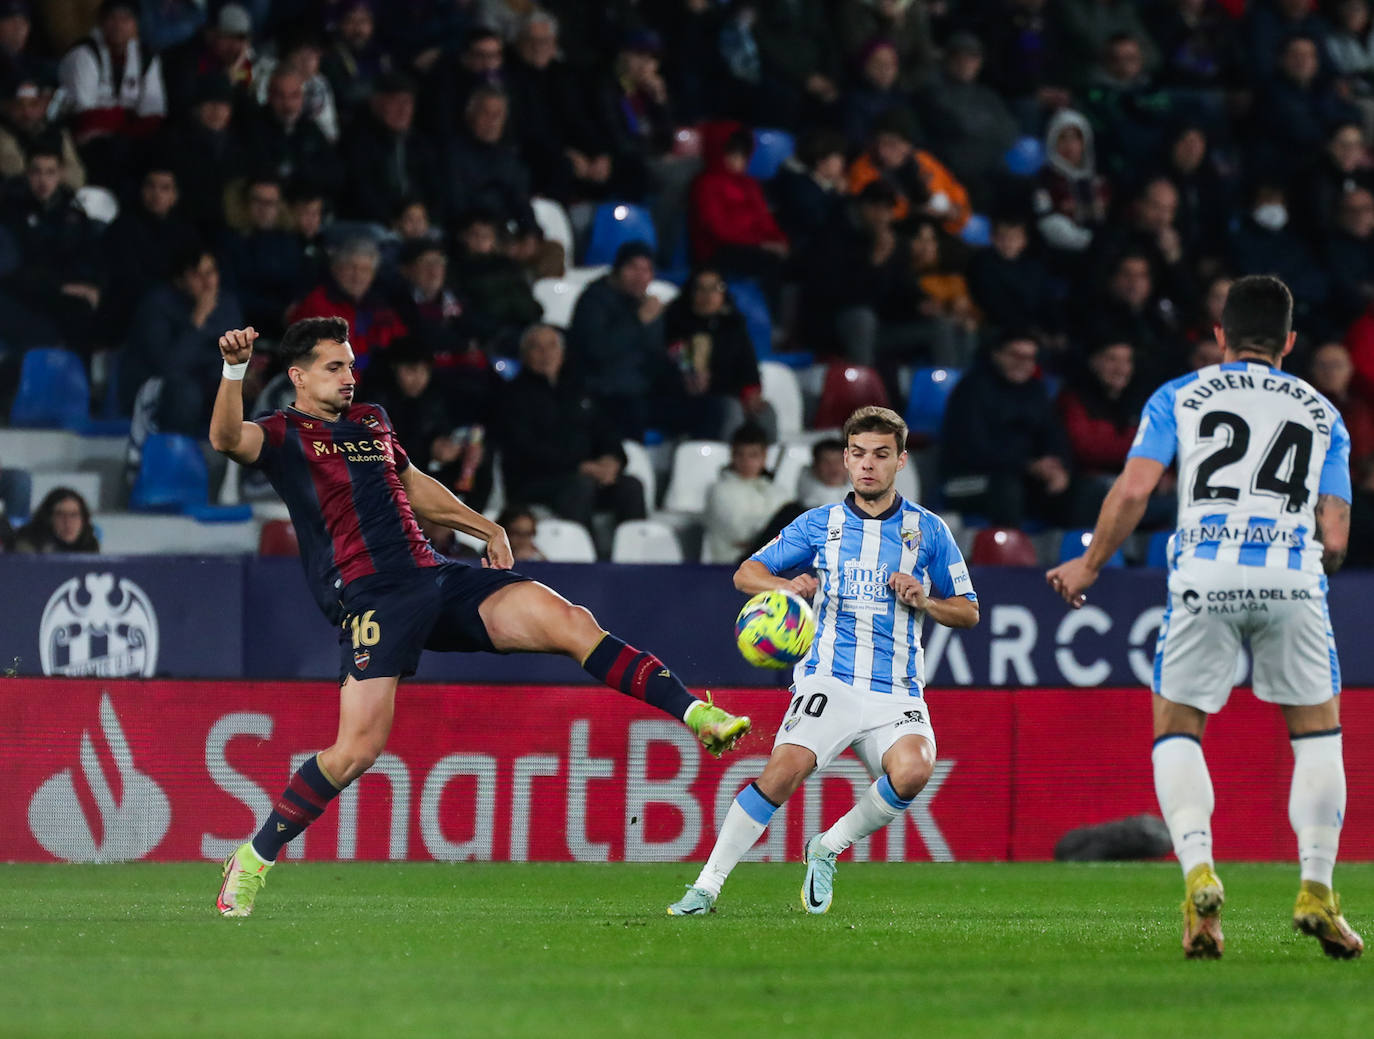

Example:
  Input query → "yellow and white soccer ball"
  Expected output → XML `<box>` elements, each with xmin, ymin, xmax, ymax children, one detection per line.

<box><xmin>734</xmin><ymin>590</ymin><xmax>816</xmax><ymax>669</ymax></box>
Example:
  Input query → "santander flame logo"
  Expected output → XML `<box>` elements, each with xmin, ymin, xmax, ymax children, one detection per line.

<box><xmin>27</xmin><ymin>694</ymin><xmax>171</xmax><ymax>862</ymax></box>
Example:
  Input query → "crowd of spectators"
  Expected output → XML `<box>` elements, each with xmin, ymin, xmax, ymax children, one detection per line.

<box><xmin>1</xmin><ymin>0</ymin><xmax>1374</xmax><ymax>564</ymax></box>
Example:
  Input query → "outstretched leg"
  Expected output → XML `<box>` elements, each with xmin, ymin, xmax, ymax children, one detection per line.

<box><xmin>669</xmin><ymin>743</ymin><xmax>817</xmax><ymax>915</ymax></box>
<box><xmin>218</xmin><ymin>676</ymin><xmax>398</xmax><ymax>917</ymax></box>
<box><xmin>479</xmin><ymin>581</ymin><xmax>749</xmax><ymax>754</ymax></box>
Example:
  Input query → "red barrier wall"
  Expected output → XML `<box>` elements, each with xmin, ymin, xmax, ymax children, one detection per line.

<box><xmin>2</xmin><ymin>681</ymin><xmax>1369</xmax><ymax>863</ymax></box>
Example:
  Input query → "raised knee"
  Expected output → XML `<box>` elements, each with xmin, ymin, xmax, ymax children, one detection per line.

<box><xmin>887</xmin><ymin>758</ymin><xmax>934</xmax><ymax>801</ymax></box>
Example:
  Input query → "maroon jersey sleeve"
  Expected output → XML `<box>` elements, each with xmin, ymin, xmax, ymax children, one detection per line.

<box><xmin>367</xmin><ymin>404</ymin><xmax>411</xmax><ymax>474</ymax></box>
<box><xmin>247</xmin><ymin>412</ymin><xmax>288</xmax><ymax>472</ymax></box>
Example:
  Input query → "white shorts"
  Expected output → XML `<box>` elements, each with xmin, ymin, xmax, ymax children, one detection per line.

<box><xmin>772</xmin><ymin>673</ymin><xmax>936</xmax><ymax>773</ymax></box>
<box><xmin>1154</xmin><ymin>557</ymin><xmax>1341</xmax><ymax>714</ymax></box>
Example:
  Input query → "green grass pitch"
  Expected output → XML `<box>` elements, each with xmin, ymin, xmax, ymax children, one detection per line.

<box><xmin>1</xmin><ymin>862</ymin><xmax>1370</xmax><ymax>1038</ymax></box>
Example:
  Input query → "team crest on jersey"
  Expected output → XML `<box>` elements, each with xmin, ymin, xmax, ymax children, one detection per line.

<box><xmin>900</xmin><ymin>525</ymin><xmax>921</xmax><ymax>552</ymax></box>
<box><xmin>354</xmin><ymin>650</ymin><xmax>370</xmax><ymax>671</ymax></box>
<box><xmin>301</xmin><ymin>421</ymin><xmax>313</xmax><ymax>429</ymax></box>
<box><xmin>361</xmin><ymin>414</ymin><xmax>380</xmax><ymax>429</ymax></box>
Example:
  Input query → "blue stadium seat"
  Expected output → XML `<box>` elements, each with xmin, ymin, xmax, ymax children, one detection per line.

<box><xmin>9</xmin><ymin>347</ymin><xmax>90</xmax><ymax>430</ymax></box>
<box><xmin>748</xmin><ymin>128</ymin><xmax>795</xmax><ymax>180</ymax></box>
<box><xmin>583</xmin><ymin>202</ymin><xmax>657</xmax><ymax>266</ymax></box>
<box><xmin>1058</xmin><ymin>528</ymin><xmax>1126</xmax><ymax>568</ymax></box>
<box><xmin>129</xmin><ymin>433</ymin><xmax>210</xmax><ymax>513</ymax></box>
<box><xmin>904</xmin><ymin>366</ymin><xmax>964</xmax><ymax>438</ymax></box>
<box><xmin>726</xmin><ymin>279</ymin><xmax>772</xmax><ymax>359</ymax></box>
<box><xmin>1146</xmin><ymin>530</ymin><xmax>1173</xmax><ymax>568</ymax></box>
<box><xmin>1005</xmin><ymin>135</ymin><xmax>1046</xmax><ymax>176</ymax></box>
<box><xmin>960</xmin><ymin>213</ymin><xmax>991</xmax><ymax>247</ymax></box>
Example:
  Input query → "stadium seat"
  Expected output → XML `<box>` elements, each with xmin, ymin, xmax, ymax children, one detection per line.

<box><xmin>726</xmin><ymin>278</ymin><xmax>772</xmax><ymax>359</ymax></box>
<box><xmin>766</xmin><ymin>440</ymin><xmax>812</xmax><ymax>498</ymax></box>
<box><xmin>748</xmin><ymin>127</ymin><xmax>795</xmax><ymax>180</ymax></box>
<box><xmin>813</xmin><ymin>364</ymin><xmax>890</xmax><ymax>430</ymax></box>
<box><xmin>611</xmin><ymin>519</ymin><xmax>684</xmax><ymax>563</ymax></box>
<box><xmin>1058</xmin><ymin>528</ymin><xmax>1126</xmax><ymax>567</ymax></box>
<box><xmin>532</xmin><ymin>278</ymin><xmax>583</xmax><ymax>328</ymax></box>
<box><xmin>584</xmin><ymin>202</ymin><xmax>657</xmax><ymax>266</ymax></box>
<box><xmin>534</xmin><ymin>517</ymin><xmax>597</xmax><ymax>562</ymax></box>
<box><xmin>531</xmin><ymin>196</ymin><xmax>574</xmax><ymax>262</ymax></box>
<box><xmin>1146</xmin><ymin>529</ymin><xmax>1173</xmax><ymax>568</ymax></box>
<box><xmin>1005</xmin><ymin>135</ymin><xmax>1046</xmax><ymax>177</ymax></box>
<box><xmin>562</xmin><ymin>264</ymin><xmax>611</xmax><ymax>285</ymax></box>
<box><xmin>759</xmin><ymin>360</ymin><xmax>804</xmax><ymax>438</ymax></box>
<box><xmin>960</xmin><ymin>213</ymin><xmax>991</xmax><ymax>247</ymax></box>
<box><xmin>662</xmin><ymin>439</ymin><xmax>729</xmax><ymax>513</ymax></box>
<box><xmin>9</xmin><ymin>348</ymin><xmax>90</xmax><ymax>430</ymax></box>
<box><xmin>894</xmin><ymin>458</ymin><xmax>921</xmax><ymax>503</ymax></box>
<box><xmin>621</xmin><ymin>439</ymin><xmax>657</xmax><ymax>514</ymax></box>
<box><xmin>904</xmin><ymin>366</ymin><xmax>964</xmax><ymax>440</ymax></box>
<box><xmin>129</xmin><ymin>433</ymin><xmax>249</xmax><ymax>521</ymax></box>
<box><xmin>258</xmin><ymin>518</ymin><xmax>300</xmax><ymax>556</ymax></box>
<box><xmin>75</xmin><ymin>184</ymin><xmax>119</xmax><ymax>224</ymax></box>
<box><xmin>671</xmin><ymin>125</ymin><xmax>701</xmax><ymax>158</ymax></box>
<box><xmin>970</xmin><ymin>527</ymin><xmax>1039</xmax><ymax>567</ymax></box>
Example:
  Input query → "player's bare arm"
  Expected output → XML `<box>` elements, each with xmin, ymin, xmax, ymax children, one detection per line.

<box><xmin>398</xmin><ymin>465</ymin><xmax>514</xmax><ymax>569</ymax></box>
<box><xmin>888</xmin><ymin>573</ymin><xmax>979</xmax><ymax>628</ymax></box>
<box><xmin>1047</xmin><ymin>456</ymin><xmax>1166</xmax><ymax>608</ymax></box>
<box><xmin>1316</xmin><ymin>493</ymin><xmax>1351</xmax><ymax>575</ymax></box>
<box><xmin>208</xmin><ymin>326</ymin><xmax>265</xmax><ymax>465</ymax></box>
<box><xmin>733</xmin><ymin>558</ymin><xmax>818</xmax><ymax>600</ymax></box>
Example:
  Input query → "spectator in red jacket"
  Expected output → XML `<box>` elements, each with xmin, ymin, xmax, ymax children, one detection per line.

<box><xmin>1308</xmin><ymin>341</ymin><xmax>1374</xmax><ymax>480</ymax></box>
<box><xmin>1057</xmin><ymin>339</ymin><xmax>1174</xmax><ymax>526</ymax></box>
<box><xmin>687</xmin><ymin>121</ymin><xmax>789</xmax><ymax>305</ymax></box>
<box><xmin>287</xmin><ymin>237</ymin><xmax>408</xmax><ymax>371</ymax></box>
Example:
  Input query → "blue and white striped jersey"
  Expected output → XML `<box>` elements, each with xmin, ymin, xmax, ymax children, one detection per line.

<box><xmin>751</xmin><ymin>494</ymin><xmax>976</xmax><ymax>697</ymax></box>
<box><xmin>1129</xmin><ymin>361</ymin><xmax>1352</xmax><ymax>575</ymax></box>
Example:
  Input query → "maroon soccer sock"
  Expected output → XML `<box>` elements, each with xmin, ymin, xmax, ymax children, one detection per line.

<box><xmin>250</xmin><ymin>753</ymin><xmax>344</xmax><ymax>862</ymax></box>
<box><xmin>582</xmin><ymin>633</ymin><xmax>698</xmax><ymax>719</ymax></box>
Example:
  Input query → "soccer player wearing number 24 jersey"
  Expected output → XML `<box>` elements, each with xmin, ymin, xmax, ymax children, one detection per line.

<box><xmin>1048</xmin><ymin>276</ymin><xmax>1363</xmax><ymax>960</ymax></box>
<box><xmin>209</xmin><ymin>318</ymin><xmax>751</xmax><ymax>917</ymax></box>
<box><xmin>668</xmin><ymin>407</ymin><xmax>979</xmax><ymax>918</ymax></box>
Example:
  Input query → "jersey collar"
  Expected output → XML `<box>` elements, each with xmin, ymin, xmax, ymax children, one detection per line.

<box><xmin>845</xmin><ymin>491</ymin><xmax>903</xmax><ymax>521</ymax></box>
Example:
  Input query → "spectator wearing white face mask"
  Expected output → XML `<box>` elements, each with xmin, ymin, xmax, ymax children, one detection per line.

<box><xmin>1228</xmin><ymin>181</ymin><xmax>1332</xmax><ymax>336</ymax></box>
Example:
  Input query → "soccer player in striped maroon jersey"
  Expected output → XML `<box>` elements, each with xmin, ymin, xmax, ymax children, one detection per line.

<box><xmin>210</xmin><ymin>317</ymin><xmax>749</xmax><ymax>916</ymax></box>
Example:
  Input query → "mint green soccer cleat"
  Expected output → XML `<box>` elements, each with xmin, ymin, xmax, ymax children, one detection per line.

<box><xmin>218</xmin><ymin>842</ymin><xmax>272</xmax><ymax>917</ymax></box>
<box><xmin>801</xmin><ymin>834</ymin><xmax>838</xmax><ymax>915</ymax></box>
<box><xmin>667</xmin><ymin>885</ymin><xmax>717</xmax><ymax>916</ymax></box>
<box><xmin>687</xmin><ymin>693</ymin><xmax>750</xmax><ymax>757</ymax></box>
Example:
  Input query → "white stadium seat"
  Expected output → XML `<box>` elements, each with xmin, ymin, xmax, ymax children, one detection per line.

<box><xmin>620</xmin><ymin>439</ymin><xmax>656</xmax><ymax>514</ymax></box>
<box><xmin>562</xmin><ymin>264</ymin><xmax>611</xmax><ymax>286</ymax></box>
<box><xmin>895</xmin><ymin>458</ymin><xmax>921</xmax><ymax>504</ymax></box>
<box><xmin>610</xmin><ymin>520</ymin><xmax>684</xmax><ymax>563</ymax></box>
<box><xmin>766</xmin><ymin>441</ymin><xmax>811</xmax><ymax>500</ymax></box>
<box><xmin>92</xmin><ymin>513</ymin><xmax>259</xmax><ymax>554</ymax></box>
<box><xmin>531</xmin><ymin>196</ymin><xmax>574</xmax><ymax>260</ymax></box>
<box><xmin>533</xmin><ymin>517</ymin><xmax>597</xmax><ymax>562</ymax></box>
<box><xmin>661</xmin><ymin>440</ymin><xmax>729</xmax><ymax>515</ymax></box>
<box><xmin>759</xmin><ymin>361</ymin><xmax>804</xmax><ymax>438</ymax></box>
<box><xmin>75</xmin><ymin>185</ymin><xmax>119</xmax><ymax>224</ymax></box>
<box><xmin>532</xmin><ymin>278</ymin><xmax>583</xmax><ymax>329</ymax></box>
<box><xmin>646</xmin><ymin>280</ymin><xmax>679</xmax><ymax>305</ymax></box>
<box><xmin>28</xmin><ymin>471</ymin><xmax>103</xmax><ymax>514</ymax></box>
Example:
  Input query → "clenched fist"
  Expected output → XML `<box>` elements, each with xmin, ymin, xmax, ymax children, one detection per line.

<box><xmin>219</xmin><ymin>327</ymin><xmax>259</xmax><ymax>364</ymax></box>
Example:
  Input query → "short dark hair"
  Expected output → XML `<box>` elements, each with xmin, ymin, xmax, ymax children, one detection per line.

<box><xmin>1221</xmin><ymin>275</ymin><xmax>1292</xmax><ymax>358</ymax></box>
<box><xmin>730</xmin><ymin>422</ymin><xmax>770</xmax><ymax>448</ymax></box>
<box><xmin>170</xmin><ymin>240</ymin><xmax>212</xmax><ymax>278</ymax></box>
<box><xmin>280</xmin><ymin>316</ymin><xmax>349</xmax><ymax>369</ymax></box>
<box><xmin>812</xmin><ymin>437</ymin><xmax>844</xmax><ymax>465</ymax></box>
<box><xmin>796</xmin><ymin>127</ymin><xmax>847</xmax><ymax>170</ymax></box>
<box><xmin>24</xmin><ymin>136</ymin><xmax>62</xmax><ymax>165</ymax></box>
<box><xmin>842</xmin><ymin>406</ymin><xmax>907</xmax><ymax>450</ymax></box>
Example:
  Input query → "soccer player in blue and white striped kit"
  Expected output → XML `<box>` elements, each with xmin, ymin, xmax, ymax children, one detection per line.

<box><xmin>668</xmin><ymin>406</ymin><xmax>980</xmax><ymax>916</ymax></box>
<box><xmin>1049</xmin><ymin>275</ymin><xmax>1363</xmax><ymax>960</ymax></box>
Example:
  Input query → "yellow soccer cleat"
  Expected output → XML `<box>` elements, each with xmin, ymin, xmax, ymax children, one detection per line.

<box><xmin>686</xmin><ymin>693</ymin><xmax>751</xmax><ymax>758</ymax></box>
<box><xmin>1293</xmin><ymin>882</ymin><xmax>1364</xmax><ymax>959</ymax></box>
<box><xmin>1181</xmin><ymin>863</ymin><xmax>1225</xmax><ymax>959</ymax></box>
<box><xmin>217</xmin><ymin>842</ymin><xmax>273</xmax><ymax>917</ymax></box>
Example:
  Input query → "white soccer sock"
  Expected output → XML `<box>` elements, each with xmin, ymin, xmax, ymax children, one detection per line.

<box><xmin>1289</xmin><ymin>730</ymin><xmax>1345</xmax><ymax>889</ymax></box>
<box><xmin>694</xmin><ymin>785</ymin><xmax>777</xmax><ymax>898</ymax></box>
<box><xmin>820</xmin><ymin>776</ymin><xmax>911</xmax><ymax>855</ymax></box>
<box><xmin>1152</xmin><ymin>735</ymin><xmax>1215</xmax><ymax>877</ymax></box>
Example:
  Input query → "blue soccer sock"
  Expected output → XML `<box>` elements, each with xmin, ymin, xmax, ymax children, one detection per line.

<box><xmin>251</xmin><ymin>754</ymin><xmax>345</xmax><ymax>862</ymax></box>
<box><xmin>582</xmin><ymin>632</ymin><xmax>698</xmax><ymax>720</ymax></box>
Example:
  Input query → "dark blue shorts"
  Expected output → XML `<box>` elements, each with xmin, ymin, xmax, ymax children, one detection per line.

<box><xmin>337</xmin><ymin>562</ymin><xmax>529</xmax><ymax>683</ymax></box>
